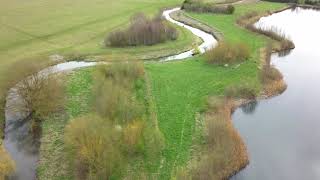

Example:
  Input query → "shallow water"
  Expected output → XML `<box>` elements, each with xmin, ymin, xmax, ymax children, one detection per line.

<box><xmin>162</xmin><ymin>8</ymin><xmax>217</xmax><ymax>61</ymax></box>
<box><xmin>232</xmin><ymin>7</ymin><xmax>320</xmax><ymax>180</ymax></box>
<box><xmin>4</xmin><ymin>61</ymin><xmax>97</xmax><ymax>180</ymax></box>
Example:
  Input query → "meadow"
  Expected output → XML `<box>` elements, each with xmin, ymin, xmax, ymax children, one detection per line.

<box><xmin>0</xmin><ymin>0</ymin><xmax>197</xmax><ymax>93</ymax></box>
<box><xmin>1</xmin><ymin>0</ymin><xmax>291</xmax><ymax>179</ymax></box>
<box><xmin>0</xmin><ymin>0</ymin><xmax>194</xmax><ymax>152</ymax></box>
<box><xmin>146</xmin><ymin>1</ymin><xmax>287</xmax><ymax>178</ymax></box>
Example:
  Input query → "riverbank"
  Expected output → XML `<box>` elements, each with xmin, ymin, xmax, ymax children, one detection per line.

<box><xmin>145</xmin><ymin>1</ymin><xmax>291</xmax><ymax>179</ymax></box>
<box><xmin>182</xmin><ymin>2</ymin><xmax>320</xmax><ymax>179</ymax></box>
<box><xmin>231</xmin><ymin>7</ymin><xmax>320</xmax><ymax>179</ymax></box>
<box><xmin>0</xmin><ymin>0</ymin><xmax>199</xmax><ymax>142</ymax></box>
<box><xmin>37</xmin><ymin>69</ymin><xmax>93</xmax><ymax>179</ymax></box>
<box><xmin>3</xmin><ymin>1</ymin><xmax>304</xmax><ymax>179</ymax></box>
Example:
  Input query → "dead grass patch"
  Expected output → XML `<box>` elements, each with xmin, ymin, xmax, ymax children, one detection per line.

<box><xmin>183</xmin><ymin>97</ymin><xmax>248</xmax><ymax>180</ymax></box>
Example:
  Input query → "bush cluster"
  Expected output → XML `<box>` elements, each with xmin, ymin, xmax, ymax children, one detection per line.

<box><xmin>182</xmin><ymin>0</ymin><xmax>235</xmax><ymax>14</ymax></box>
<box><xmin>93</xmin><ymin>62</ymin><xmax>145</xmax><ymax>124</ymax></box>
<box><xmin>106</xmin><ymin>13</ymin><xmax>178</xmax><ymax>47</ymax></box>
<box><xmin>189</xmin><ymin>98</ymin><xmax>248</xmax><ymax>180</ymax></box>
<box><xmin>205</xmin><ymin>41</ymin><xmax>250</xmax><ymax>65</ymax></box>
<box><xmin>65</xmin><ymin>62</ymin><xmax>165</xmax><ymax>179</ymax></box>
<box><xmin>5</xmin><ymin>60</ymin><xmax>65</xmax><ymax>134</ymax></box>
<box><xmin>224</xmin><ymin>82</ymin><xmax>257</xmax><ymax>99</ymax></box>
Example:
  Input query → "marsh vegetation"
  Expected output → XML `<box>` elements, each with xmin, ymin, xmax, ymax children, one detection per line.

<box><xmin>205</xmin><ymin>41</ymin><xmax>250</xmax><ymax>65</ymax></box>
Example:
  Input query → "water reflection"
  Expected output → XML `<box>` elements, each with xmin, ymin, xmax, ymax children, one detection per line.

<box><xmin>232</xmin><ymin>7</ymin><xmax>320</xmax><ymax>180</ymax></box>
<box><xmin>4</xmin><ymin>61</ymin><xmax>97</xmax><ymax>180</ymax></box>
<box><xmin>278</xmin><ymin>49</ymin><xmax>292</xmax><ymax>57</ymax></box>
<box><xmin>241</xmin><ymin>101</ymin><xmax>258</xmax><ymax>114</ymax></box>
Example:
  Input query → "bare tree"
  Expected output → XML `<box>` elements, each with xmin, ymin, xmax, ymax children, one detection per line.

<box><xmin>8</xmin><ymin>65</ymin><xmax>65</xmax><ymax>125</ymax></box>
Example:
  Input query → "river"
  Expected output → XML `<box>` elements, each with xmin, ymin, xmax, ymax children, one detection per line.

<box><xmin>3</xmin><ymin>8</ymin><xmax>217</xmax><ymax>180</ymax></box>
<box><xmin>232</xmin><ymin>7</ymin><xmax>320</xmax><ymax>180</ymax></box>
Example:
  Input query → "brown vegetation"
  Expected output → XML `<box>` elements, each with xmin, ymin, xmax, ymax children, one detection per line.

<box><xmin>65</xmin><ymin>114</ymin><xmax>124</xmax><ymax>180</ymax></box>
<box><xmin>259</xmin><ymin>46</ymin><xmax>287</xmax><ymax>96</ymax></box>
<box><xmin>237</xmin><ymin>11</ymin><xmax>295</xmax><ymax>52</ymax></box>
<box><xmin>15</xmin><ymin>72</ymin><xmax>65</xmax><ymax>121</ymax></box>
<box><xmin>205</xmin><ymin>41</ymin><xmax>250</xmax><ymax>65</ymax></box>
<box><xmin>0</xmin><ymin>57</ymin><xmax>56</xmax><ymax>179</ymax></box>
<box><xmin>4</xmin><ymin>58</ymin><xmax>64</xmax><ymax>122</ymax></box>
<box><xmin>106</xmin><ymin>13</ymin><xmax>178</xmax><ymax>47</ymax></box>
<box><xmin>65</xmin><ymin>62</ymin><xmax>165</xmax><ymax>179</ymax></box>
<box><xmin>93</xmin><ymin>62</ymin><xmax>144</xmax><ymax>124</ymax></box>
<box><xmin>182</xmin><ymin>0</ymin><xmax>235</xmax><ymax>14</ymax></box>
<box><xmin>0</xmin><ymin>145</ymin><xmax>15</xmax><ymax>179</ymax></box>
<box><xmin>6</xmin><ymin>62</ymin><xmax>65</xmax><ymax>135</ymax></box>
<box><xmin>225</xmin><ymin>82</ymin><xmax>258</xmax><ymax>99</ymax></box>
<box><xmin>188</xmin><ymin>97</ymin><xmax>248</xmax><ymax>180</ymax></box>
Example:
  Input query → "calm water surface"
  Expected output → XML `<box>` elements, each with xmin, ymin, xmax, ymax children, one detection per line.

<box><xmin>232</xmin><ymin>8</ymin><xmax>320</xmax><ymax>180</ymax></box>
<box><xmin>4</xmin><ymin>61</ymin><xmax>97</xmax><ymax>180</ymax></box>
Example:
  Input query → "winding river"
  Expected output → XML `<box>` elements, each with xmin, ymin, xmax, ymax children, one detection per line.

<box><xmin>232</xmin><ymin>7</ymin><xmax>320</xmax><ymax>180</ymax></box>
<box><xmin>3</xmin><ymin>8</ymin><xmax>216</xmax><ymax>180</ymax></box>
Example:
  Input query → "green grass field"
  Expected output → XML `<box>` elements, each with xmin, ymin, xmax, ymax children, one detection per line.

<box><xmin>4</xmin><ymin>0</ymin><xmax>290</xmax><ymax>179</ymax></box>
<box><xmin>0</xmin><ymin>0</ymin><xmax>197</xmax><ymax>90</ymax></box>
<box><xmin>146</xmin><ymin>1</ymin><xmax>287</xmax><ymax>178</ymax></box>
<box><xmin>0</xmin><ymin>0</ymin><xmax>196</xmax><ymax>146</ymax></box>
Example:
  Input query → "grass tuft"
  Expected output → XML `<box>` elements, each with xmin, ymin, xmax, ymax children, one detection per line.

<box><xmin>205</xmin><ymin>41</ymin><xmax>250</xmax><ymax>65</ymax></box>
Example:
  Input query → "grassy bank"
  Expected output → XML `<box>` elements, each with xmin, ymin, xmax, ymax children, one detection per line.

<box><xmin>146</xmin><ymin>1</ymin><xmax>288</xmax><ymax>178</ymax></box>
<box><xmin>26</xmin><ymin>1</ymin><xmax>291</xmax><ymax>179</ymax></box>
<box><xmin>37</xmin><ymin>69</ymin><xmax>93</xmax><ymax>179</ymax></box>
<box><xmin>38</xmin><ymin>64</ymin><xmax>163</xmax><ymax>179</ymax></box>
<box><xmin>0</xmin><ymin>0</ymin><xmax>195</xmax><ymax>155</ymax></box>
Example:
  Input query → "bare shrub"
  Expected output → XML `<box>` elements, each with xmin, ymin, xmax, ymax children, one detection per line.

<box><xmin>182</xmin><ymin>0</ymin><xmax>235</xmax><ymax>14</ymax></box>
<box><xmin>122</xmin><ymin>120</ymin><xmax>145</xmax><ymax>154</ymax></box>
<box><xmin>106</xmin><ymin>13</ymin><xmax>178</xmax><ymax>47</ymax></box>
<box><xmin>205</xmin><ymin>41</ymin><xmax>250</xmax><ymax>65</ymax></box>
<box><xmin>0</xmin><ymin>145</ymin><xmax>15</xmax><ymax>179</ymax></box>
<box><xmin>100</xmin><ymin>61</ymin><xmax>144</xmax><ymax>82</ymax></box>
<box><xmin>3</xmin><ymin>60</ymin><xmax>65</xmax><ymax>135</ymax></box>
<box><xmin>260</xmin><ymin>46</ymin><xmax>287</xmax><ymax>95</ymax></box>
<box><xmin>16</xmin><ymin>74</ymin><xmax>64</xmax><ymax>120</ymax></box>
<box><xmin>191</xmin><ymin>98</ymin><xmax>248</xmax><ymax>180</ymax></box>
<box><xmin>261</xmin><ymin>66</ymin><xmax>283</xmax><ymax>84</ymax></box>
<box><xmin>65</xmin><ymin>114</ymin><xmax>124</xmax><ymax>180</ymax></box>
<box><xmin>224</xmin><ymin>82</ymin><xmax>257</xmax><ymax>99</ymax></box>
<box><xmin>93</xmin><ymin>62</ymin><xmax>145</xmax><ymax>124</ymax></box>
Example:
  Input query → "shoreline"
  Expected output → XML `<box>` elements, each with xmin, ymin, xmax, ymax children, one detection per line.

<box><xmin>225</xmin><ymin>4</ymin><xmax>320</xmax><ymax>179</ymax></box>
<box><xmin>181</xmin><ymin>4</ymin><xmax>295</xmax><ymax>179</ymax></box>
<box><xmin>2</xmin><ymin>3</ymin><xmax>319</xmax><ymax>179</ymax></box>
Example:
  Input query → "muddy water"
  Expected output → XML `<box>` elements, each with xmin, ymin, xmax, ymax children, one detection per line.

<box><xmin>232</xmin><ymin>8</ymin><xmax>320</xmax><ymax>180</ymax></box>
